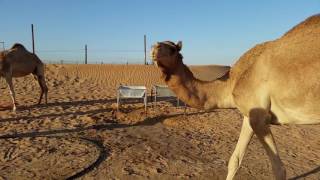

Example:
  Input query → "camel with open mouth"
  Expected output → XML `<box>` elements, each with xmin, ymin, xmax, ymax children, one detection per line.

<box><xmin>151</xmin><ymin>14</ymin><xmax>320</xmax><ymax>180</ymax></box>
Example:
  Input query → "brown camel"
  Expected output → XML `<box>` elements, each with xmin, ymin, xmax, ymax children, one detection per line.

<box><xmin>151</xmin><ymin>14</ymin><xmax>320</xmax><ymax>180</ymax></box>
<box><xmin>0</xmin><ymin>43</ymin><xmax>48</xmax><ymax>111</ymax></box>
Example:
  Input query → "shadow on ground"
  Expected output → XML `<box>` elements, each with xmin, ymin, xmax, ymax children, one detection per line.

<box><xmin>0</xmin><ymin>110</ymin><xmax>209</xmax><ymax>179</ymax></box>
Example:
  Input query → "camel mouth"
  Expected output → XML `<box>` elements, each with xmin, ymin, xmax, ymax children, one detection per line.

<box><xmin>151</xmin><ymin>54</ymin><xmax>166</xmax><ymax>61</ymax></box>
<box><xmin>150</xmin><ymin>53</ymin><xmax>160</xmax><ymax>64</ymax></box>
<box><xmin>151</xmin><ymin>58</ymin><xmax>159</xmax><ymax>67</ymax></box>
<box><xmin>154</xmin><ymin>61</ymin><xmax>158</xmax><ymax>67</ymax></box>
<box><xmin>150</xmin><ymin>49</ymin><xmax>158</xmax><ymax>61</ymax></box>
<box><xmin>150</xmin><ymin>55</ymin><xmax>156</xmax><ymax>61</ymax></box>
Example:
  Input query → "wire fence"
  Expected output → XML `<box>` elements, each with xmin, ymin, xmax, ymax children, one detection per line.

<box><xmin>36</xmin><ymin>48</ymin><xmax>153</xmax><ymax>65</ymax></box>
<box><xmin>0</xmin><ymin>42</ymin><xmax>4</xmax><ymax>51</ymax></box>
<box><xmin>0</xmin><ymin>44</ymin><xmax>152</xmax><ymax>65</ymax></box>
<box><xmin>0</xmin><ymin>40</ymin><xmax>153</xmax><ymax>65</ymax></box>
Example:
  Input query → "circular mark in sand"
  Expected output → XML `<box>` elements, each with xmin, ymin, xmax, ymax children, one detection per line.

<box><xmin>0</xmin><ymin>137</ymin><xmax>103</xmax><ymax>179</ymax></box>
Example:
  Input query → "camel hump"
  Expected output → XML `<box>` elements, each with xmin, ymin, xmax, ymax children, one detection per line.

<box><xmin>11</xmin><ymin>43</ymin><xmax>27</xmax><ymax>50</ymax></box>
<box><xmin>283</xmin><ymin>14</ymin><xmax>320</xmax><ymax>38</ymax></box>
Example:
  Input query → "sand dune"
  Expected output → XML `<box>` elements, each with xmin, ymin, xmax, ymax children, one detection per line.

<box><xmin>0</xmin><ymin>64</ymin><xmax>319</xmax><ymax>179</ymax></box>
<box><xmin>49</xmin><ymin>64</ymin><xmax>230</xmax><ymax>90</ymax></box>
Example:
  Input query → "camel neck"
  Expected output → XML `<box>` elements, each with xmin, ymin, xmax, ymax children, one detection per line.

<box><xmin>163</xmin><ymin>63</ymin><xmax>236</xmax><ymax>109</ymax></box>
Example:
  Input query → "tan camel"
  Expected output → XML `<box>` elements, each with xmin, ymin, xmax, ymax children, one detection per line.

<box><xmin>0</xmin><ymin>43</ymin><xmax>48</xmax><ymax>111</ymax></box>
<box><xmin>151</xmin><ymin>14</ymin><xmax>320</xmax><ymax>180</ymax></box>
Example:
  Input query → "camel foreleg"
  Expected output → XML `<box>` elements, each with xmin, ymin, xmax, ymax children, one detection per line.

<box><xmin>226</xmin><ymin>116</ymin><xmax>253</xmax><ymax>180</ymax></box>
<box><xmin>5</xmin><ymin>75</ymin><xmax>16</xmax><ymax>111</ymax></box>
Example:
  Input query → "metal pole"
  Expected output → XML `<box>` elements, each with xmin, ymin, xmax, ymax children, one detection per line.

<box><xmin>85</xmin><ymin>44</ymin><xmax>87</xmax><ymax>64</ymax></box>
<box><xmin>31</xmin><ymin>24</ymin><xmax>35</xmax><ymax>54</ymax></box>
<box><xmin>144</xmin><ymin>91</ymin><xmax>147</xmax><ymax>113</ymax></box>
<box><xmin>117</xmin><ymin>89</ymin><xmax>120</xmax><ymax>111</ymax></box>
<box><xmin>144</xmin><ymin>35</ymin><xmax>147</xmax><ymax>65</ymax></box>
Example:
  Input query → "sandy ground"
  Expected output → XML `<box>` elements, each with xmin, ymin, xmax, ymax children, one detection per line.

<box><xmin>0</xmin><ymin>64</ymin><xmax>319</xmax><ymax>180</ymax></box>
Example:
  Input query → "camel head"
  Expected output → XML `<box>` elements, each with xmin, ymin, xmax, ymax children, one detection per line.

<box><xmin>151</xmin><ymin>41</ymin><xmax>183</xmax><ymax>74</ymax></box>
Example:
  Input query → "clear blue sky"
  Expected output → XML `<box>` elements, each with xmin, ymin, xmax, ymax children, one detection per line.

<box><xmin>0</xmin><ymin>0</ymin><xmax>319</xmax><ymax>65</ymax></box>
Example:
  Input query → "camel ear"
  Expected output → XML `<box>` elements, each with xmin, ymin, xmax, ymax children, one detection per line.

<box><xmin>176</xmin><ymin>41</ymin><xmax>182</xmax><ymax>51</ymax></box>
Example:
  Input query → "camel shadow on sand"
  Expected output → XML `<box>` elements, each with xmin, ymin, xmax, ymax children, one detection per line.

<box><xmin>0</xmin><ymin>96</ymin><xmax>182</xmax><ymax>124</ymax></box>
<box><xmin>20</xmin><ymin>98</ymin><xmax>117</xmax><ymax>110</ymax></box>
<box><xmin>1</xmin><ymin>95</ymin><xmax>168</xmax><ymax>111</ymax></box>
<box><xmin>0</xmin><ymin>98</ymin><xmax>120</xmax><ymax>123</ymax></box>
<box><xmin>0</xmin><ymin>98</ymin><xmax>117</xmax><ymax>112</ymax></box>
<box><xmin>0</xmin><ymin>107</ymin><xmax>115</xmax><ymax>123</ymax></box>
<box><xmin>0</xmin><ymin>110</ymin><xmax>205</xmax><ymax>179</ymax></box>
<box><xmin>288</xmin><ymin>166</ymin><xmax>320</xmax><ymax>180</ymax></box>
<box><xmin>0</xmin><ymin>105</ymin><xmax>318</xmax><ymax>179</ymax></box>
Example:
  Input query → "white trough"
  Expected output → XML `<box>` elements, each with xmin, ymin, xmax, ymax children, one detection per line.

<box><xmin>152</xmin><ymin>85</ymin><xmax>180</xmax><ymax>107</ymax></box>
<box><xmin>117</xmin><ymin>85</ymin><xmax>147</xmax><ymax>111</ymax></box>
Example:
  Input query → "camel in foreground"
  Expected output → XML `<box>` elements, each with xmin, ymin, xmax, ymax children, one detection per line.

<box><xmin>0</xmin><ymin>43</ymin><xmax>48</xmax><ymax>111</ymax></box>
<box><xmin>151</xmin><ymin>14</ymin><xmax>320</xmax><ymax>180</ymax></box>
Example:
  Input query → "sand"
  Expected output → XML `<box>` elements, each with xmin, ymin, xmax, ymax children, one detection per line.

<box><xmin>0</xmin><ymin>64</ymin><xmax>319</xmax><ymax>179</ymax></box>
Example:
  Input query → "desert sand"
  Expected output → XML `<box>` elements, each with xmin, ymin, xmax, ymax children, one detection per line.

<box><xmin>0</xmin><ymin>64</ymin><xmax>319</xmax><ymax>179</ymax></box>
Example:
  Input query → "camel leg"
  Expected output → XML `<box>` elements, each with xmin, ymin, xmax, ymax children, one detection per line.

<box><xmin>5</xmin><ymin>75</ymin><xmax>17</xmax><ymax>111</ymax></box>
<box><xmin>249</xmin><ymin>108</ymin><xmax>286</xmax><ymax>180</ymax></box>
<box><xmin>226</xmin><ymin>116</ymin><xmax>253</xmax><ymax>180</ymax></box>
<box><xmin>36</xmin><ymin>74</ymin><xmax>48</xmax><ymax>104</ymax></box>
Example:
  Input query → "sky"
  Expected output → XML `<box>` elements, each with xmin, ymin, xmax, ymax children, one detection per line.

<box><xmin>0</xmin><ymin>0</ymin><xmax>319</xmax><ymax>65</ymax></box>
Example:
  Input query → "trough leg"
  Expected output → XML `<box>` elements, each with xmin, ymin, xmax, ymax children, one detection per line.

<box><xmin>117</xmin><ymin>91</ymin><xmax>120</xmax><ymax>111</ymax></box>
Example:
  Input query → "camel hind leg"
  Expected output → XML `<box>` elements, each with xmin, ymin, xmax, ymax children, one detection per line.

<box><xmin>249</xmin><ymin>108</ymin><xmax>286</xmax><ymax>180</ymax></box>
<box><xmin>37</xmin><ymin>75</ymin><xmax>48</xmax><ymax>104</ymax></box>
<box><xmin>34</xmin><ymin>64</ymin><xmax>48</xmax><ymax>104</ymax></box>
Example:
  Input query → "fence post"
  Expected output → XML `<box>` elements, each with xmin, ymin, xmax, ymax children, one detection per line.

<box><xmin>144</xmin><ymin>35</ymin><xmax>147</xmax><ymax>65</ymax></box>
<box><xmin>85</xmin><ymin>44</ymin><xmax>87</xmax><ymax>64</ymax></box>
<box><xmin>0</xmin><ymin>42</ymin><xmax>4</xmax><ymax>51</ymax></box>
<box><xmin>31</xmin><ymin>24</ymin><xmax>35</xmax><ymax>54</ymax></box>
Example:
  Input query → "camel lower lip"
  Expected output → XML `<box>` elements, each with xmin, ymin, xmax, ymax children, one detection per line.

<box><xmin>154</xmin><ymin>61</ymin><xmax>158</xmax><ymax>67</ymax></box>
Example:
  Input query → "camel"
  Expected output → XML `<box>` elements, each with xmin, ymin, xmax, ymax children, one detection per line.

<box><xmin>0</xmin><ymin>43</ymin><xmax>48</xmax><ymax>111</ymax></box>
<box><xmin>151</xmin><ymin>14</ymin><xmax>320</xmax><ymax>180</ymax></box>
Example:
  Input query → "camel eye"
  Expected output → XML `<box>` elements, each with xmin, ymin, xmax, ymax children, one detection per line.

<box><xmin>169</xmin><ymin>47</ymin><xmax>176</xmax><ymax>54</ymax></box>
